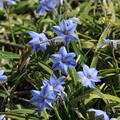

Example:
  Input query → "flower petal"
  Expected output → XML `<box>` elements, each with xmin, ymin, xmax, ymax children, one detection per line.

<box><xmin>28</xmin><ymin>38</ymin><xmax>40</xmax><ymax>46</ymax></box>
<box><xmin>53</xmin><ymin>26</ymin><xmax>62</xmax><ymax>36</ymax></box>
<box><xmin>59</xmin><ymin>46</ymin><xmax>67</xmax><ymax>57</ymax></box>
<box><xmin>36</xmin><ymin>7</ymin><xmax>45</xmax><ymax>15</ymax></box>
<box><xmin>52</xmin><ymin>62</ymin><xmax>60</xmax><ymax>70</ymax></box>
<box><xmin>0</xmin><ymin>76</ymin><xmax>7</xmax><ymax>82</ymax></box>
<box><xmin>64</xmin><ymin>53</ymin><xmax>76</xmax><ymax>60</ymax></box>
<box><xmin>83</xmin><ymin>64</ymin><xmax>91</xmax><ymax>76</ymax></box>
<box><xmin>0</xmin><ymin>115</ymin><xmax>5</xmax><ymax>120</ymax></box>
<box><xmin>50</xmin><ymin>74</ymin><xmax>57</xmax><ymax>85</ymax></box>
<box><xmin>50</xmin><ymin>54</ymin><xmax>62</xmax><ymax>62</ymax></box>
<box><xmin>69</xmin><ymin>33</ymin><xmax>78</xmax><ymax>41</ymax></box>
<box><xmin>0</xmin><ymin>70</ymin><xmax>4</xmax><ymax>76</ymax></box>
<box><xmin>60</xmin><ymin>62</ymin><xmax>68</xmax><ymax>74</ymax></box>
<box><xmin>28</xmin><ymin>31</ymin><xmax>41</xmax><ymax>38</ymax></box>
<box><xmin>77</xmin><ymin>72</ymin><xmax>85</xmax><ymax>79</ymax></box>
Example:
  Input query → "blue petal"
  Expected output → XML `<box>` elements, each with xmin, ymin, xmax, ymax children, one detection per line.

<box><xmin>82</xmin><ymin>77</ymin><xmax>95</xmax><ymax>88</ymax></box>
<box><xmin>90</xmin><ymin>77</ymin><xmax>101</xmax><ymax>82</ymax></box>
<box><xmin>45</xmin><ymin>102</ymin><xmax>53</xmax><ymax>110</ymax></box>
<box><xmin>67</xmin><ymin>60</ymin><xmax>77</xmax><ymax>68</ymax></box>
<box><xmin>52</xmin><ymin>62</ymin><xmax>60</xmax><ymax>70</ymax></box>
<box><xmin>50</xmin><ymin>74</ymin><xmax>57</xmax><ymax>85</ymax></box>
<box><xmin>63</xmin><ymin>36</ymin><xmax>71</xmax><ymax>45</ymax></box>
<box><xmin>43</xmin><ymin>80</ymin><xmax>50</xmax><ymax>86</ymax></box>
<box><xmin>69</xmin><ymin>33</ymin><xmax>78</xmax><ymax>41</ymax></box>
<box><xmin>33</xmin><ymin>45</ymin><xmax>41</xmax><ymax>53</ymax></box>
<box><xmin>40</xmin><ymin>45</ymin><xmax>47</xmax><ymax>51</ymax></box>
<box><xmin>30</xmin><ymin>90</ymin><xmax>40</xmax><ymax>96</ymax></box>
<box><xmin>60</xmin><ymin>20</ymin><xmax>67</xmax><ymax>32</ymax></box>
<box><xmin>0</xmin><ymin>76</ymin><xmax>7</xmax><ymax>82</ymax></box>
<box><xmin>60</xmin><ymin>62</ymin><xmax>68</xmax><ymax>74</ymax></box>
<box><xmin>36</xmin><ymin>7</ymin><xmax>45</xmax><ymax>15</ymax></box>
<box><xmin>28</xmin><ymin>31</ymin><xmax>41</xmax><ymax>38</ymax></box>
<box><xmin>0</xmin><ymin>1</ymin><xmax>4</xmax><ymax>8</ymax></box>
<box><xmin>56</xmin><ymin>85</ymin><xmax>64</xmax><ymax>92</ymax></box>
<box><xmin>38</xmin><ymin>103</ymin><xmax>45</xmax><ymax>113</ymax></box>
<box><xmin>28</xmin><ymin>38</ymin><xmax>40</xmax><ymax>46</ymax></box>
<box><xmin>59</xmin><ymin>46</ymin><xmax>67</xmax><ymax>57</ymax></box>
<box><xmin>64</xmin><ymin>53</ymin><xmax>76</xmax><ymax>60</ymax></box>
<box><xmin>83</xmin><ymin>64</ymin><xmax>91</xmax><ymax>76</ymax></box>
<box><xmin>58</xmin><ymin>77</ymin><xmax>65</xmax><ymax>84</ymax></box>
<box><xmin>50</xmin><ymin>54</ymin><xmax>62</xmax><ymax>62</ymax></box>
<box><xmin>0</xmin><ymin>115</ymin><xmax>5</xmax><ymax>120</ymax></box>
<box><xmin>89</xmin><ymin>68</ymin><xmax>98</xmax><ymax>76</ymax></box>
<box><xmin>77</xmin><ymin>72</ymin><xmax>85</xmax><ymax>79</ymax></box>
<box><xmin>0</xmin><ymin>70</ymin><xmax>4</xmax><ymax>76</ymax></box>
<box><xmin>67</xmin><ymin>24</ymin><xmax>77</xmax><ymax>33</ymax></box>
<box><xmin>53</xmin><ymin>26</ymin><xmax>62</xmax><ymax>36</ymax></box>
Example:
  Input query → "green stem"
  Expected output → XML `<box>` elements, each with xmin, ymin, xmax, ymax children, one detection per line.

<box><xmin>54</xmin><ymin>104</ymin><xmax>62</xmax><ymax>120</ymax></box>
<box><xmin>5</xmin><ymin>8</ymin><xmax>16</xmax><ymax>43</ymax></box>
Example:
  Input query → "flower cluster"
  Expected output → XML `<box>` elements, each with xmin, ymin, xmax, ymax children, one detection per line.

<box><xmin>30</xmin><ymin>74</ymin><xmax>65</xmax><ymax>113</ymax></box>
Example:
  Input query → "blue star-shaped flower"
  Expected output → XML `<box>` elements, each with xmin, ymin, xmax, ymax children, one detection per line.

<box><xmin>0</xmin><ymin>0</ymin><xmax>16</xmax><ymax>8</ymax></box>
<box><xmin>43</xmin><ymin>74</ymin><xmax>65</xmax><ymax>95</ymax></box>
<box><xmin>30</xmin><ymin>85</ymin><xmax>56</xmax><ymax>113</ymax></box>
<box><xmin>28</xmin><ymin>31</ymin><xmax>49</xmax><ymax>53</ymax></box>
<box><xmin>53</xmin><ymin>19</ymin><xmax>78</xmax><ymax>45</ymax></box>
<box><xmin>88</xmin><ymin>109</ymin><xmax>109</xmax><ymax>120</ymax></box>
<box><xmin>36</xmin><ymin>0</ymin><xmax>54</xmax><ymax>16</ymax></box>
<box><xmin>51</xmin><ymin>46</ymin><xmax>77</xmax><ymax>74</ymax></box>
<box><xmin>77</xmin><ymin>64</ymin><xmax>101</xmax><ymax>88</ymax></box>
<box><xmin>0</xmin><ymin>70</ymin><xmax>7</xmax><ymax>82</ymax></box>
<box><xmin>0</xmin><ymin>115</ymin><xmax>5</xmax><ymax>120</ymax></box>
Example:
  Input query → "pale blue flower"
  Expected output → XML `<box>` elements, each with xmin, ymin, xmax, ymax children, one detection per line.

<box><xmin>43</xmin><ymin>74</ymin><xmax>65</xmax><ymax>95</ymax></box>
<box><xmin>28</xmin><ymin>31</ymin><xmax>49</xmax><ymax>52</ymax></box>
<box><xmin>53</xmin><ymin>19</ymin><xmax>78</xmax><ymax>45</ymax></box>
<box><xmin>30</xmin><ymin>85</ymin><xmax>56</xmax><ymax>113</ymax></box>
<box><xmin>0</xmin><ymin>70</ymin><xmax>7</xmax><ymax>82</ymax></box>
<box><xmin>51</xmin><ymin>46</ymin><xmax>77</xmax><ymax>74</ymax></box>
<box><xmin>36</xmin><ymin>0</ymin><xmax>54</xmax><ymax>15</ymax></box>
<box><xmin>88</xmin><ymin>109</ymin><xmax>109</xmax><ymax>120</ymax></box>
<box><xmin>98</xmin><ymin>39</ymin><xmax>120</xmax><ymax>49</ymax></box>
<box><xmin>77</xmin><ymin>64</ymin><xmax>101</xmax><ymax>88</ymax></box>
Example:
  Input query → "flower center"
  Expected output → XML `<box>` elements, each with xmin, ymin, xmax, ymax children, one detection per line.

<box><xmin>53</xmin><ymin>85</ymin><xmax>56</xmax><ymax>88</ymax></box>
<box><xmin>41</xmin><ymin>96</ymin><xmax>45</xmax><ymax>101</ymax></box>
<box><xmin>87</xmin><ymin>75</ymin><xmax>91</xmax><ymax>79</ymax></box>
<box><xmin>43</xmin><ymin>2</ymin><xmax>46</xmax><ymax>6</ymax></box>
<box><xmin>39</xmin><ymin>38</ymin><xmax>43</xmax><ymax>42</ymax></box>
<box><xmin>61</xmin><ymin>58</ymin><xmax>65</xmax><ymax>63</ymax></box>
<box><xmin>63</xmin><ymin>31</ymin><xmax>68</xmax><ymax>35</ymax></box>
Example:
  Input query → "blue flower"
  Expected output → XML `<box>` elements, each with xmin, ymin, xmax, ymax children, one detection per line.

<box><xmin>51</xmin><ymin>46</ymin><xmax>77</xmax><ymax>74</ymax></box>
<box><xmin>53</xmin><ymin>19</ymin><xmax>78</xmax><ymax>45</ymax></box>
<box><xmin>77</xmin><ymin>64</ymin><xmax>101</xmax><ymax>88</ymax></box>
<box><xmin>43</xmin><ymin>74</ymin><xmax>65</xmax><ymax>95</ymax></box>
<box><xmin>30</xmin><ymin>85</ymin><xmax>56</xmax><ymax>113</ymax></box>
<box><xmin>36</xmin><ymin>0</ymin><xmax>54</xmax><ymax>16</ymax></box>
<box><xmin>88</xmin><ymin>109</ymin><xmax>109</xmax><ymax>120</ymax></box>
<box><xmin>28</xmin><ymin>31</ymin><xmax>49</xmax><ymax>53</ymax></box>
<box><xmin>98</xmin><ymin>39</ymin><xmax>120</xmax><ymax>49</ymax></box>
<box><xmin>0</xmin><ymin>115</ymin><xmax>5</xmax><ymax>120</ymax></box>
<box><xmin>0</xmin><ymin>0</ymin><xmax>16</xmax><ymax>8</ymax></box>
<box><xmin>0</xmin><ymin>70</ymin><xmax>7</xmax><ymax>82</ymax></box>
